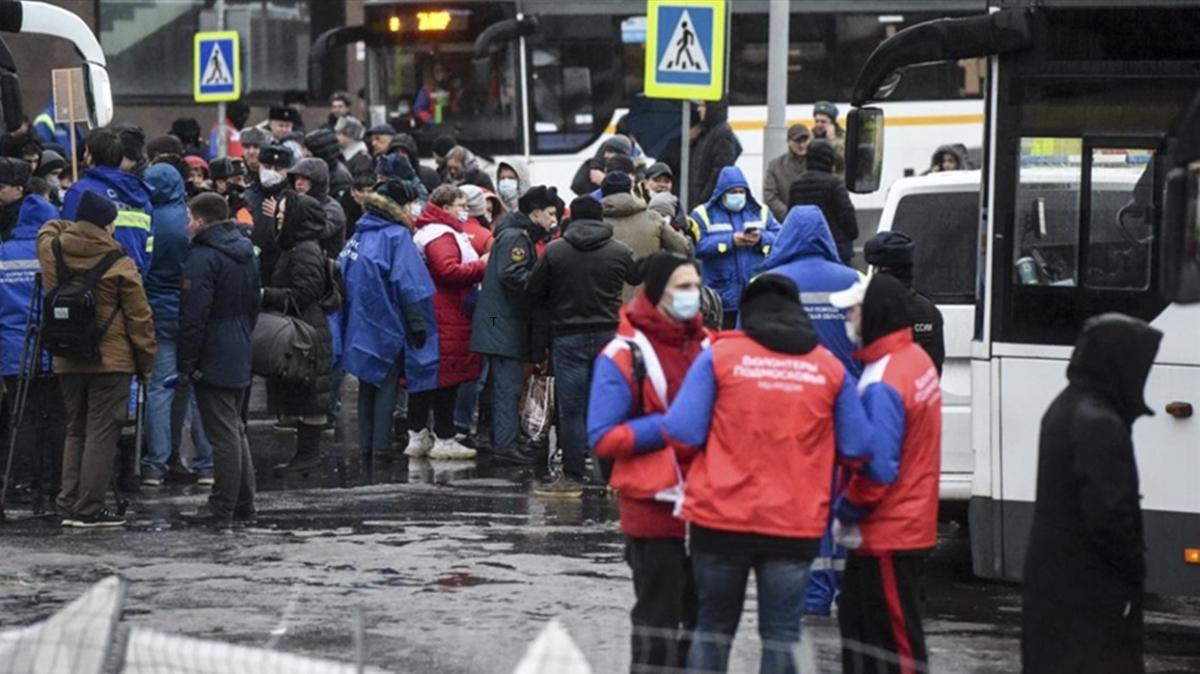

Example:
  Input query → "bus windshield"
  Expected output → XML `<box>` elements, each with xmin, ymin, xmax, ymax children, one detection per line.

<box><xmin>364</xmin><ymin>3</ymin><xmax>520</xmax><ymax>156</ymax></box>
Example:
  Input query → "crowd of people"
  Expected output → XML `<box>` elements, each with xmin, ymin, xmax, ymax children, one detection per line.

<box><xmin>0</xmin><ymin>90</ymin><xmax>1154</xmax><ymax>674</ymax></box>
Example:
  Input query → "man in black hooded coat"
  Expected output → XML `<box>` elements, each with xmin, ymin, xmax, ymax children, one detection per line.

<box><xmin>789</xmin><ymin>139</ymin><xmax>858</xmax><ymax>266</ymax></box>
<box><xmin>1021</xmin><ymin>313</ymin><xmax>1162</xmax><ymax>674</ymax></box>
<box><xmin>688</xmin><ymin>100</ymin><xmax>740</xmax><ymax>210</ymax></box>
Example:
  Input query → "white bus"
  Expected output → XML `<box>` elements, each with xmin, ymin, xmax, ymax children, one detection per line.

<box><xmin>844</xmin><ymin>1</ymin><xmax>1200</xmax><ymax>595</ymax></box>
<box><xmin>310</xmin><ymin>0</ymin><xmax>986</xmax><ymax>225</ymax></box>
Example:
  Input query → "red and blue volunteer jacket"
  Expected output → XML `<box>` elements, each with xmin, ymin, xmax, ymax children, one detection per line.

<box><xmin>835</xmin><ymin>328</ymin><xmax>942</xmax><ymax>552</ymax></box>
<box><xmin>587</xmin><ymin>298</ymin><xmax>709</xmax><ymax>539</ymax></box>
<box><xmin>663</xmin><ymin>332</ymin><xmax>874</xmax><ymax>541</ymax></box>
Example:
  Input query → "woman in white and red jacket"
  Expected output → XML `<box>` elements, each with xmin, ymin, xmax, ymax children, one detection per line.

<box><xmin>663</xmin><ymin>273</ymin><xmax>874</xmax><ymax>674</ymax></box>
<box><xmin>409</xmin><ymin>184</ymin><xmax>488</xmax><ymax>460</ymax></box>
<box><xmin>587</xmin><ymin>252</ymin><xmax>709</xmax><ymax>674</ymax></box>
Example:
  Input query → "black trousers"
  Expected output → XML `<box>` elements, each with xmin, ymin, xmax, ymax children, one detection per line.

<box><xmin>838</xmin><ymin>551</ymin><xmax>929</xmax><ymax>674</ymax></box>
<box><xmin>408</xmin><ymin>385</ymin><xmax>459</xmax><ymax>440</ymax></box>
<box><xmin>1</xmin><ymin>375</ymin><xmax>66</xmax><ymax>499</ymax></box>
<box><xmin>625</xmin><ymin>537</ymin><xmax>697</xmax><ymax>674</ymax></box>
<box><xmin>195</xmin><ymin>385</ymin><xmax>255</xmax><ymax>518</ymax></box>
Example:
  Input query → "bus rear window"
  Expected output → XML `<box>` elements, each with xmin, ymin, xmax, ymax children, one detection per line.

<box><xmin>891</xmin><ymin>191</ymin><xmax>979</xmax><ymax>304</ymax></box>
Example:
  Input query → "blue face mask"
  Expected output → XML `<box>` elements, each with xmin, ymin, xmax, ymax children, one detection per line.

<box><xmin>667</xmin><ymin>289</ymin><xmax>702</xmax><ymax>321</ymax></box>
<box><xmin>723</xmin><ymin>192</ymin><xmax>747</xmax><ymax>212</ymax></box>
<box><xmin>498</xmin><ymin>178</ymin><xmax>519</xmax><ymax>200</ymax></box>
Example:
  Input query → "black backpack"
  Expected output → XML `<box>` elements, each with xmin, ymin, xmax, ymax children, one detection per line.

<box><xmin>41</xmin><ymin>238</ymin><xmax>125</xmax><ymax>361</ymax></box>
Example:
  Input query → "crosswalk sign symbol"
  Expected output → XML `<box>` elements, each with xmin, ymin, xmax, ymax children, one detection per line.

<box><xmin>194</xmin><ymin>31</ymin><xmax>240</xmax><ymax>103</ymax></box>
<box><xmin>644</xmin><ymin>0</ymin><xmax>726</xmax><ymax>101</ymax></box>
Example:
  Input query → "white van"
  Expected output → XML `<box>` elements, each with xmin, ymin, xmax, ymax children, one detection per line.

<box><xmin>875</xmin><ymin>166</ymin><xmax>1143</xmax><ymax>503</ymax></box>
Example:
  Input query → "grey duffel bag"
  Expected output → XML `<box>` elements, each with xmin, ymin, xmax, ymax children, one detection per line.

<box><xmin>251</xmin><ymin>311</ymin><xmax>320</xmax><ymax>385</ymax></box>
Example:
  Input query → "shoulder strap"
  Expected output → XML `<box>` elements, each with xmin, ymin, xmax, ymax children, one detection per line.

<box><xmin>81</xmin><ymin>250</ymin><xmax>126</xmax><ymax>290</ymax></box>
<box><xmin>52</xmin><ymin>238</ymin><xmax>69</xmax><ymax>284</ymax></box>
<box><xmin>624</xmin><ymin>338</ymin><xmax>647</xmax><ymax>415</ymax></box>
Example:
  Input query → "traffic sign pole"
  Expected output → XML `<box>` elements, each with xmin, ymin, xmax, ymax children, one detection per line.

<box><xmin>763</xmin><ymin>0</ymin><xmax>789</xmax><ymax>183</ymax></box>
<box><xmin>216</xmin><ymin>0</ymin><xmax>227</xmax><ymax>158</ymax></box>
<box><xmin>680</xmin><ymin>101</ymin><xmax>690</xmax><ymax>212</ymax></box>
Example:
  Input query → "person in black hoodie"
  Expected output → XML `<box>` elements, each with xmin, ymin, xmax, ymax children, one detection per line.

<box><xmin>176</xmin><ymin>193</ymin><xmax>261</xmax><ymax>527</ymax></box>
<box><xmin>1022</xmin><ymin>313</ymin><xmax>1162</xmax><ymax>674</ymax></box>
<box><xmin>788</xmin><ymin>139</ymin><xmax>858</xmax><ymax>266</ymax></box>
<box><xmin>261</xmin><ymin>190</ymin><xmax>338</xmax><ymax>474</ymax></box>
<box><xmin>526</xmin><ymin>196</ymin><xmax>635</xmax><ymax>494</ymax></box>
<box><xmin>864</xmin><ymin>231</ymin><xmax>945</xmax><ymax>374</ymax></box>
<box><xmin>688</xmin><ymin>100</ymin><xmax>740</xmax><ymax>210</ymax></box>
<box><xmin>288</xmin><ymin>157</ymin><xmax>346</xmax><ymax>259</ymax></box>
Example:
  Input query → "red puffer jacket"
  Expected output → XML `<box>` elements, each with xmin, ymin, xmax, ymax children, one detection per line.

<box><xmin>414</xmin><ymin>202</ymin><xmax>488</xmax><ymax>387</ymax></box>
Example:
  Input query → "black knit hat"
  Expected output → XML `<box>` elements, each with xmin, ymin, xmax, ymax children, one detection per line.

<box><xmin>518</xmin><ymin>185</ymin><xmax>558</xmax><ymax>214</ymax></box>
<box><xmin>0</xmin><ymin>157</ymin><xmax>30</xmax><ymax>187</ymax></box>
<box><xmin>76</xmin><ymin>190</ymin><xmax>117</xmax><ymax>228</ymax></box>
<box><xmin>604</xmin><ymin>154</ymin><xmax>636</xmax><ymax>175</ymax></box>
<box><xmin>640</xmin><ymin>251</ymin><xmax>697</xmax><ymax>305</ymax></box>
<box><xmin>303</xmin><ymin>129</ymin><xmax>339</xmax><ymax>163</ymax></box>
<box><xmin>432</xmin><ymin>134</ymin><xmax>457</xmax><ymax>158</ymax></box>
<box><xmin>376</xmin><ymin>179</ymin><xmax>420</xmax><ymax>206</ymax></box>
<box><xmin>600</xmin><ymin>170</ymin><xmax>633</xmax><ymax>197</ymax></box>
<box><xmin>864</xmin><ymin>231</ymin><xmax>915</xmax><ymax>269</ymax></box>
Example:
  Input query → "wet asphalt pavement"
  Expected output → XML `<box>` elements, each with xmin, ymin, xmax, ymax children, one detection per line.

<box><xmin>1</xmin><ymin>381</ymin><xmax>1198</xmax><ymax>673</ymax></box>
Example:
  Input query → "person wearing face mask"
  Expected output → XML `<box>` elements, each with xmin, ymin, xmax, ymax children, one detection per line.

<box><xmin>407</xmin><ymin>185</ymin><xmax>488</xmax><ymax>460</ymax></box>
<box><xmin>33</xmin><ymin>149</ymin><xmax>67</xmax><ymax>208</ymax></box>
<box><xmin>246</xmin><ymin>143</ymin><xmax>295</xmax><ymax>283</ymax></box>
<box><xmin>470</xmin><ymin>186</ymin><xmax>558</xmax><ymax>466</ymax></box>
<box><xmin>525</xmin><ymin>196</ymin><xmax>635</xmax><ymax>495</ymax></box>
<box><xmin>688</xmin><ymin>165</ymin><xmax>779</xmax><ymax>329</ymax></box>
<box><xmin>457</xmin><ymin>185</ymin><xmax>494</xmax><ymax>255</ymax></box>
<box><xmin>587</xmin><ymin>251</ymin><xmax>710</xmax><ymax>671</ymax></box>
<box><xmin>495</xmin><ymin>159</ymin><xmax>529</xmax><ymax>213</ymax></box>
<box><xmin>209</xmin><ymin>157</ymin><xmax>252</xmax><ymax>227</ymax></box>
<box><xmin>829</xmin><ymin>274</ymin><xmax>940</xmax><ymax>674</ymax></box>
<box><xmin>663</xmin><ymin>273</ymin><xmax>874</xmax><ymax>674</ymax></box>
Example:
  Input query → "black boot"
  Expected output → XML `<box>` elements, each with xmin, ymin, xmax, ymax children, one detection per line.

<box><xmin>273</xmin><ymin>424</ymin><xmax>323</xmax><ymax>475</ymax></box>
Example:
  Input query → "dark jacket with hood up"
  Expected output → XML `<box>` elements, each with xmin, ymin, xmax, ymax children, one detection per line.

<box><xmin>469</xmin><ymin>211</ymin><xmax>546</xmax><ymax>361</ymax></box>
<box><xmin>788</xmin><ymin>140</ymin><xmax>858</xmax><ymax>264</ymax></box>
<box><xmin>261</xmin><ymin>191</ymin><xmax>338</xmax><ymax>415</ymax></box>
<box><xmin>688</xmin><ymin>101</ymin><xmax>741</xmax><ymax>210</ymax></box>
<box><xmin>526</xmin><ymin>217</ymin><xmax>635</xmax><ymax>333</ymax></box>
<box><xmin>1022</xmin><ymin>313</ymin><xmax>1162</xmax><ymax>674</ymax></box>
<box><xmin>177</xmin><ymin>220</ymin><xmax>261</xmax><ymax>389</ymax></box>
<box><xmin>290</xmin><ymin>157</ymin><xmax>347</xmax><ymax>259</ymax></box>
<box><xmin>390</xmin><ymin>134</ymin><xmax>441</xmax><ymax>194</ymax></box>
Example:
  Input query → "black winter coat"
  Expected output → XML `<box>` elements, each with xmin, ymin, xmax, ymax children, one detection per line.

<box><xmin>177</xmin><ymin>221</ymin><xmax>261</xmax><ymax>389</ymax></box>
<box><xmin>469</xmin><ymin>212</ymin><xmax>546</xmax><ymax>361</ymax></box>
<box><xmin>261</xmin><ymin>192</ymin><xmax>336</xmax><ymax>416</ymax></box>
<box><xmin>689</xmin><ymin>102</ymin><xmax>740</xmax><ymax>210</ymax></box>
<box><xmin>246</xmin><ymin>178</ymin><xmax>288</xmax><ymax>283</ymax></box>
<box><xmin>1022</xmin><ymin>314</ymin><xmax>1162</xmax><ymax>674</ymax></box>
<box><xmin>787</xmin><ymin>141</ymin><xmax>858</xmax><ymax>263</ymax></box>
<box><xmin>526</xmin><ymin>218</ymin><xmax>635</xmax><ymax>333</ymax></box>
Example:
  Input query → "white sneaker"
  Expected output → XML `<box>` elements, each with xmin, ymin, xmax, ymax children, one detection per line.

<box><xmin>429</xmin><ymin>437</ymin><xmax>477</xmax><ymax>461</ymax></box>
<box><xmin>405</xmin><ymin>429</ymin><xmax>435</xmax><ymax>458</ymax></box>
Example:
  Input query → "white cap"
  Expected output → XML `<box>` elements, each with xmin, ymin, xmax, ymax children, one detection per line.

<box><xmin>829</xmin><ymin>279</ymin><xmax>868</xmax><ymax>309</ymax></box>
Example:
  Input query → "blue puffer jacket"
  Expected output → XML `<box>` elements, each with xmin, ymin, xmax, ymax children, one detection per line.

<box><xmin>177</xmin><ymin>221</ymin><xmax>261</xmax><ymax>389</ymax></box>
<box><xmin>338</xmin><ymin>209</ymin><xmax>438</xmax><ymax>389</ymax></box>
<box><xmin>0</xmin><ymin>195</ymin><xmax>57</xmax><ymax>376</ymax></box>
<box><xmin>688</xmin><ymin>166</ymin><xmax>779</xmax><ymax>311</ymax></box>
<box><xmin>759</xmin><ymin>205</ymin><xmax>863</xmax><ymax>377</ymax></box>
<box><xmin>142</xmin><ymin>164</ymin><xmax>190</xmax><ymax>339</ymax></box>
<box><xmin>61</xmin><ymin>166</ymin><xmax>154</xmax><ymax>275</ymax></box>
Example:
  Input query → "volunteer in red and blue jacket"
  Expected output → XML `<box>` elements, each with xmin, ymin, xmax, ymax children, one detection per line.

<box><xmin>687</xmin><ymin>166</ymin><xmax>779</xmax><ymax>329</ymax></box>
<box><xmin>663</xmin><ymin>274</ymin><xmax>874</xmax><ymax>674</ymax></box>
<box><xmin>61</xmin><ymin>127</ymin><xmax>153</xmax><ymax>275</ymax></box>
<box><xmin>339</xmin><ymin>180</ymin><xmax>437</xmax><ymax>463</ymax></box>
<box><xmin>588</xmin><ymin>251</ymin><xmax>709</xmax><ymax>674</ymax></box>
<box><xmin>0</xmin><ymin>192</ymin><xmax>65</xmax><ymax>503</ymax></box>
<box><xmin>829</xmin><ymin>274</ymin><xmax>941</xmax><ymax>674</ymax></box>
<box><xmin>758</xmin><ymin>204</ymin><xmax>864</xmax><ymax>615</ymax></box>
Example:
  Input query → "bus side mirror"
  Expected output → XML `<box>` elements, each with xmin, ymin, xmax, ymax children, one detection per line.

<box><xmin>1160</xmin><ymin>164</ymin><xmax>1200</xmax><ymax>303</ymax></box>
<box><xmin>0</xmin><ymin>71</ymin><xmax>21</xmax><ymax>133</ymax></box>
<box><xmin>83</xmin><ymin>63</ymin><xmax>113</xmax><ymax>128</ymax></box>
<box><xmin>846</xmin><ymin>107</ymin><xmax>885</xmax><ymax>194</ymax></box>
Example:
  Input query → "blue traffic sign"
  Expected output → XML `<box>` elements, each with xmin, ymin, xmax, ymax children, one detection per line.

<box><xmin>194</xmin><ymin>31</ymin><xmax>240</xmax><ymax>103</ymax></box>
<box><xmin>644</xmin><ymin>0</ymin><xmax>726</xmax><ymax>100</ymax></box>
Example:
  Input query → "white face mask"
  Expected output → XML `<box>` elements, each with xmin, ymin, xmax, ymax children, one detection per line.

<box><xmin>457</xmin><ymin>210</ymin><xmax>469</xmax><ymax>223</ymax></box>
<box><xmin>409</xmin><ymin>202</ymin><xmax>423</xmax><ymax>219</ymax></box>
<box><xmin>667</xmin><ymin>288</ymin><xmax>702</xmax><ymax>321</ymax></box>
<box><xmin>498</xmin><ymin>178</ymin><xmax>519</xmax><ymax>200</ymax></box>
<box><xmin>258</xmin><ymin>168</ymin><xmax>284</xmax><ymax>188</ymax></box>
<box><xmin>845</xmin><ymin>320</ymin><xmax>861</xmax><ymax>346</ymax></box>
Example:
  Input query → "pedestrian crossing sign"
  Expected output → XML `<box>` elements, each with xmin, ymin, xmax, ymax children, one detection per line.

<box><xmin>644</xmin><ymin>0</ymin><xmax>726</xmax><ymax>101</ymax></box>
<box><xmin>194</xmin><ymin>31</ymin><xmax>240</xmax><ymax>103</ymax></box>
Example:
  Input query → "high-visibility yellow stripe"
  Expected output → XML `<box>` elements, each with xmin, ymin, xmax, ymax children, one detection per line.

<box><xmin>604</xmin><ymin>113</ymin><xmax>984</xmax><ymax>134</ymax></box>
<box><xmin>114</xmin><ymin>210</ymin><xmax>151</xmax><ymax>231</ymax></box>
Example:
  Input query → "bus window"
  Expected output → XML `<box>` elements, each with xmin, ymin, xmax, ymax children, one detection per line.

<box><xmin>363</xmin><ymin>3</ymin><xmax>521</xmax><ymax>156</ymax></box>
<box><xmin>1086</xmin><ymin>148</ymin><xmax>1155</xmax><ymax>290</ymax></box>
<box><xmin>892</xmin><ymin>191</ymin><xmax>979</xmax><ymax>304</ymax></box>
<box><xmin>1013</xmin><ymin>138</ymin><xmax>1083</xmax><ymax>287</ymax></box>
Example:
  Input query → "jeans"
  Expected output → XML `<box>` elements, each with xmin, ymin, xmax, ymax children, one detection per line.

<box><xmin>687</xmin><ymin>552</ymin><xmax>811</xmax><ymax>674</ymax></box>
<box><xmin>143</xmin><ymin>337</ymin><xmax>213</xmax><ymax>477</ymax></box>
<box><xmin>488</xmin><ymin>356</ymin><xmax>524</xmax><ymax>455</ymax></box>
<box><xmin>358</xmin><ymin>362</ymin><xmax>401</xmax><ymax>457</ymax></box>
<box><xmin>195</xmin><ymin>385</ymin><xmax>255</xmax><ymax>518</ymax></box>
<box><xmin>552</xmin><ymin>329</ymin><xmax>614</xmax><ymax>479</ymax></box>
